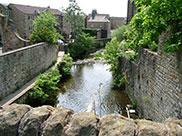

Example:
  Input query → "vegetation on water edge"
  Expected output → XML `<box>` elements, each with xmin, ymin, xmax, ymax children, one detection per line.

<box><xmin>57</xmin><ymin>53</ymin><xmax>73</xmax><ymax>79</ymax></box>
<box><xmin>67</xmin><ymin>32</ymin><xmax>95</xmax><ymax>60</ymax></box>
<box><xmin>26</xmin><ymin>54</ymin><xmax>73</xmax><ymax>107</ymax></box>
<box><xmin>104</xmin><ymin>0</ymin><xmax>182</xmax><ymax>89</ymax></box>
<box><xmin>26</xmin><ymin>68</ymin><xmax>61</xmax><ymax>107</ymax></box>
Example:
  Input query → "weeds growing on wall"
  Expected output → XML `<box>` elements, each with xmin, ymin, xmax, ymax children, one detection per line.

<box><xmin>103</xmin><ymin>38</ymin><xmax>132</xmax><ymax>88</ymax></box>
<box><xmin>125</xmin><ymin>0</ymin><xmax>182</xmax><ymax>53</ymax></box>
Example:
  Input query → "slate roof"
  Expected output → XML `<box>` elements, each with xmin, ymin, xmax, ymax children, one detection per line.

<box><xmin>9</xmin><ymin>3</ymin><xmax>62</xmax><ymax>15</ymax></box>
<box><xmin>0</xmin><ymin>3</ymin><xmax>9</xmax><ymax>9</ymax></box>
<box><xmin>88</xmin><ymin>14</ymin><xmax>110</xmax><ymax>23</ymax></box>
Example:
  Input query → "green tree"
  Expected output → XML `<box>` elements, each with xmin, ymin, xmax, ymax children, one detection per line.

<box><xmin>126</xmin><ymin>0</ymin><xmax>182</xmax><ymax>53</ymax></box>
<box><xmin>67</xmin><ymin>32</ymin><xmax>95</xmax><ymax>59</ymax></box>
<box><xmin>27</xmin><ymin>68</ymin><xmax>61</xmax><ymax>107</ymax></box>
<box><xmin>111</xmin><ymin>25</ymin><xmax>131</xmax><ymax>42</ymax></box>
<box><xmin>63</xmin><ymin>0</ymin><xmax>85</xmax><ymax>37</ymax></box>
<box><xmin>30</xmin><ymin>12</ymin><xmax>61</xmax><ymax>44</ymax></box>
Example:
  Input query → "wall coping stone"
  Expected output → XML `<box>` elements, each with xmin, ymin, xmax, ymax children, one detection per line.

<box><xmin>0</xmin><ymin>104</ymin><xmax>182</xmax><ymax>136</ymax></box>
<box><xmin>0</xmin><ymin>42</ymin><xmax>45</xmax><ymax>57</ymax></box>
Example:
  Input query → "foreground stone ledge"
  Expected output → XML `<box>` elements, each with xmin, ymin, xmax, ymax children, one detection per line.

<box><xmin>0</xmin><ymin>104</ymin><xmax>31</xmax><ymax>136</ymax></box>
<box><xmin>41</xmin><ymin>107</ymin><xmax>74</xmax><ymax>136</ymax></box>
<box><xmin>99</xmin><ymin>114</ymin><xmax>137</xmax><ymax>136</ymax></box>
<box><xmin>64</xmin><ymin>112</ymin><xmax>98</xmax><ymax>136</ymax></box>
<box><xmin>18</xmin><ymin>105</ymin><xmax>54</xmax><ymax>136</ymax></box>
<box><xmin>0</xmin><ymin>104</ymin><xmax>182</xmax><ymax>136</ymax></box>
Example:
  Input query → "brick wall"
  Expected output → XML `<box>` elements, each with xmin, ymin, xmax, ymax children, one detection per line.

<box><xmin>119</xmin><ymin>48</ymin><xmax>182</xmax><ymax>122</ymax></box>
<box><xmin>0</xmin><ymin>43</ymin><xmax>58</xmax><ymax>99</ymax></box>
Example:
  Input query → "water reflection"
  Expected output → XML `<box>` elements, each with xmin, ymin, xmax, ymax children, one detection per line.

<box><xmin>57</xmin><ymin>62</ymin><xmax>132</xmax><ymax>117</ymax></box>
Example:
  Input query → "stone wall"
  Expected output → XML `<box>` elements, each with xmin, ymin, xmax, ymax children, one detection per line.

<box><xmin>110</xmin><ymin>17</ymin><xmax>125</xmax><ymax>29</ymax></box>
<box><xmin>119</xmin><ymin>48</ymin><xmax>182</xmax><ymax>122</ymax></box>
<box><xmin>127</xmin><ymin>0</ymin><xmax>136</xmax><ymax>23</ymax></box>
<box><xmin>0</xmin><ymin>104</ymin><xmax>182</xmax><ymax>136</ymax></box>
<box><xmin>0</xmin><ymin>16</ymin><xmax>28</xmax><ymax>52</ymax></box>
<box><xmin>9</xmin><ymin>4</ymin><xmax>27</xmax><ymax>39</ymax></box>
<box><xmin>87</xmin><ymin>22</ymin><xmax>111</xmax><ymax>38</ymax></box>
<box><xmin>0</xmin><ymin>43</ymin><xmax>58</xmax><ymax>99</ymax></box>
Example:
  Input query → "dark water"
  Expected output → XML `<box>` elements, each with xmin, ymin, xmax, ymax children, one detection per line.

<box><xmin>57</xmin><ymin>62</ymin><xmax>133</xmax><ymax>118</ymax></box>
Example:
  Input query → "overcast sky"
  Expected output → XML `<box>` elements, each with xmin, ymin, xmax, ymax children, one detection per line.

<box><xmin>0</xmin><ymin>0</ymin><xmax>128</xmax><ymax>17</ymax></box>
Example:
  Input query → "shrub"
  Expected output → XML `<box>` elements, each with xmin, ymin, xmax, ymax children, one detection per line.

<box><xmin>57</xmin><ymin>53</ymin><xmax>73</xmax><ymax>78</ymax></box>
<box><xmin>82</xmin><ymin>28</ymin><xmax>98</xmax><ymax>37</ymax></box>
<box><xmin>125</xmin><ymin>0</ymin><xmax>182</xmax><ymax>53</ymax></box>
<box><xmin>67</xmin><ymin>32</ymin><xmax>95</xmax><ymax>59</ymax></box>
<box><xmin>104</xmin><ymin>38</ymin><xmax>135</xmax><ymax>88</ymax></box>
<box><xmin>27</xmin><ymin>68</ymin><xmax>61</xmax><ymax>107</ymax></box>
<box><xmin>30</xmin><ymin>12</ymin><xmax>61</xmax><ymax>44</ymax></box>
<box><xmin>111</xmin><ymin>25</ymin><xmax>131</xmax><ymax>42</ymax></box>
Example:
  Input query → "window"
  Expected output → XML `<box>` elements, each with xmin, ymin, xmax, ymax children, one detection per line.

<box><xmin>28</xmin><ymin>15</ymin><xmax>34</xmax><ymax>20</ymax></box>
<box><xmin>91</xmin><ymin>24</ymin><xmax>94</xmax><ymax>28</ymax></box>
<box><xmin>5</xmin><ymin>11</ymin><xmax>9</xmax><ymax>16</ymax></box>
<box><xmin>29</xmin><ymin>26</ymin><xmax>33</xmax><ymax>33</ymax></box>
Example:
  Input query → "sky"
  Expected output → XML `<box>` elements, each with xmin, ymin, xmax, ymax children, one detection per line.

<box><xmin>0</xmin><ymin>0</ymin><xmax>128</xmax><ymax>17</ymax></box>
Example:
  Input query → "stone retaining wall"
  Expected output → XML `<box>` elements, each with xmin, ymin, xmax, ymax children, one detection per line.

<box><xmin>0</xmin><ymin>43</ymin><xmax>58</xmax><ymax>99</ymax></box>
<box><xmin>0</xmin><ymin>104</ymin><xmax>181</xmax><ymax>136</ymax></box>
<box><xmin>119</xmin><ymin>48</ymin><xmax>182</xmax><ymax>122</ymax></box>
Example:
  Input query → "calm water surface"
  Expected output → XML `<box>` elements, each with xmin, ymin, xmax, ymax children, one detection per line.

<box><xmin>57</xmin><ymin>62</ymin><xmax>132</xmax><ymax>117</ymax></box>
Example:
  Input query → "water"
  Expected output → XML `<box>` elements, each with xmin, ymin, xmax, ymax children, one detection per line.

<box><xmin>57</xmin><ymin>62</ymin><xmax>133</xmax><ymax>118</ymax></box>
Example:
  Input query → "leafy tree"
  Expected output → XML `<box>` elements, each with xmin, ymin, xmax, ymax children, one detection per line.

<box><xmin>63</xmin><ymin>0</ymin><xmax>85</xmax><ymax>37</ymax></box>
<box><xmin>67</xmin><ymin>32</ymin><xmax>95</xmax><ymax>59</ymax></box>
<box><xmin>27</xmin><ymin>68</ymin><xmax>61</xmax><ymax>107</ymax></box>
<box><xmin>111</xmin><ymin>25</ymin><xmax>131</xmax><ymax>42</ymax></box>
<box><xmin>30</xmin><ymin>12</ymin><xmax>61</xmax><ymax>44</ymax></box>
<box><xmin>126</xmin><ymin>0</ymin><xmax>182</xmax><ymax>53</ymax></box>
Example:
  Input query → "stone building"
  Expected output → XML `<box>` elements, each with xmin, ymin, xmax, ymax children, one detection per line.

<box><xmin>0</xmin><ymin>4</ymin><xmax>10</xmax><ymax>47</ymax></box>
<box><xmin>0</xmin><ymin>3</ymin><xmax>9</xmax><ymax>17</ymax></box>
<box><xmin>86</xmin><ymin>10</ymin><xmax>125</xmax><ymax>39</ymax></box>
<box><xmin>8</xmin><ymin>3</ymin><xmax>63</xmax><ymax>39</ymax></box>
<box><xmin>86</xmin><ymin>13</ymin><xmax>111</xmax><ymax>39</ymax></box>
<box><xmin>0</xmin><ymin>13</ymin><xmax>29</xmax><ymax>52</ymax></box>
<box><xmin>127</xmin><ymin>0</ymin><xmax>136</xmax><ymax>23</ymax></box>
<box><xmin>110</xmin><ymin>17</ymin><xmax>125</xmax><ymax>29</ymax></box>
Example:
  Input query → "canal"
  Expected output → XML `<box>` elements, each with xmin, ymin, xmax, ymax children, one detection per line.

<box><xmin>57</xmin><ymin>60</ymin><xmax>134</xmax><ymax>118</ymax></box>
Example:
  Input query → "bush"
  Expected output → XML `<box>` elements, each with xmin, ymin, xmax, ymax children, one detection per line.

<box><xmin>125</xmin><ymin>0</ymin><xmax>182</xmax><ymax>53</ymax></box>
<box><xmin>30</xmin><ymin>12</ymin><xmax>61</xmax><ymax>44</ymax></box>
<box><xmin>111</xmin><ymin>25</ymin><xmax>131</xmax><ymax>42</ymax></box>
<box><xmin>82</xmin><ymin>28</ymin><xmax>98</xmax><ymax>37</ymax></box>
<box><xmin>57</xmin><ymin>53</ymin><xmax>73</xmax><ymax>78</ymax></box>
<box><xmin>67</xmin><ymin>32</ymin><xmax>95</xmax><ymax>59</ymax></box>
<box><xmin>27</xmin><ymin>68</ymin><xmax>61</xmax><ymax>107</ymax></box>
<box><xmin>103</xmin><ymin>38</ymin><xmax>135</xmax><ymax>88</ymax></box>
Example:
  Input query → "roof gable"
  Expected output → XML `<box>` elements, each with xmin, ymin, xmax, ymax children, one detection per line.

<box><xmin>88</xmin><ymin>14</ymin><xmax>110</xmax><ymax>23</ymax></box>
<box><xmin>9</xmin><ymin>3</ymin><xmax>62</xmax><ymax>15</ymax></box>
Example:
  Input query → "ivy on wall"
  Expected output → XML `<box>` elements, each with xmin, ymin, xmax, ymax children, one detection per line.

<box><xmin>126</xmin><ymin>0</ymin><xmax>182</xmax><ymax>53</ymax></box>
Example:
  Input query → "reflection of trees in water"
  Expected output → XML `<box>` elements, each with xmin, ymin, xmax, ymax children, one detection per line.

<box><xmin>58</xmin><ymin>63</ymin><xmax>131</xmax><ymax>117</ymax></box>
<box><xmin>99</xmin><ymin>87</ymin><xmax>131</xmax><ymax>117</ymax></box>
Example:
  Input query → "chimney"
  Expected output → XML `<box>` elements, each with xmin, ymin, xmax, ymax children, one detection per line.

<box><xmin>92</xmin><ymin>9</ymin><xmax>97</xmax><ymax>19</ymax></box>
